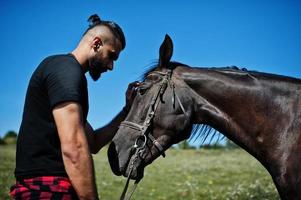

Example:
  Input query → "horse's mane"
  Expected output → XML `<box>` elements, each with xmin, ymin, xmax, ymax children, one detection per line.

<box><xmin>142</xmin><ymin>61</ymin><xmax>301</xmax><ymax>83</ymax></box>
<box><xmin>142</xmin><ymin>61</ymin><xmax>251</xmax><ymax>80</ymax></box>
<box><xmin>141</xmin><ymin>61</ymin><xmax>300</xmax><ymax>146</ymax></box>
<box><xmin>141</xmin><ymin>61</ymin><xmax>188</xmax><ymax>81</ymax></box>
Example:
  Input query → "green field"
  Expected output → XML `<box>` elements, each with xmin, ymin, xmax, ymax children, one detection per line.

<box><xmin>0</xmin><ymin>145</ymin><xmax>279</xmax><ymax>200</ymax></box>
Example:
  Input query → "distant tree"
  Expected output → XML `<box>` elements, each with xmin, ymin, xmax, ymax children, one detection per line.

<box><xmin>201</xmin><ymin>143</ymin><xmax>225</xmax><ymax>150</ymax></box>
<box><xmin>178</xmin><ymin>140</ymin><xmax>196</xmax><ymax>150</ymax></box>
<box><xmin>225</xmin><ymin>138</ymin><xmax>239</xmax><ymax>149</ymax></box>
<box><xmin>178</xmin><ymin>140</ymin><xmax>189</xmax><ymax>149</ymax></box>
<box><xmin>3</xmin><ymin>130</ymin><xmax>17</xmax><ymax>144</ymax></box>
<box><xmin>0</xmin><ymin>137</ymin><xmax>6</xmax><ymax>145</ymax></box>
<box><xmin>4</xmin><ymin>131</ymin><xmax>17</xmax><ymax>139</ymax></box>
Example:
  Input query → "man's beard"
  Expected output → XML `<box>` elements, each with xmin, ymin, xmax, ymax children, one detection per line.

<box><xmin>89</xmin><ymin>56</ymin><xmax>106</xmax><ymax>81</ymax></box>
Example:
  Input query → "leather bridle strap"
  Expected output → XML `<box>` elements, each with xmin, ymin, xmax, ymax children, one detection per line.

<box><xmin>119</xmin><ymin>69</ymin><xmax>188</xmax><ymax>200</ymax></box>
<box><xmin>120</xmin><ymin>121</ymin><xmax>166</xmax><ymax>157</ymax></box>
<box><xmin>120</xmin><ymin>70</ymin><xmax>172</xmax><ymax>156</ymax></box>
<box><xmin>119</xmin><ymin>144</ymin><xmax>142</xmax><ymax>200</ymax></box>
<box><xmin>168</xmin><ymin>78</ymin><xmax>189</xmax><ymax>118</ymax></box>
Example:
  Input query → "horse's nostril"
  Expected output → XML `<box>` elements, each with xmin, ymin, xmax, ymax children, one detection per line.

<box><xmin>108</xmin><ymin>142</ymin><xmax>118</xmax><ymax>161</ymax></box>
<box><xmin>107</xmin><ymin>142</ymin><xmax>122</xmax><ymax>176</ymax></box>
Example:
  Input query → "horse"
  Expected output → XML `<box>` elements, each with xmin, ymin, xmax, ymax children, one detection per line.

<box><xmin>108</xmin><ymin>34</ymin><xmax>301</xmax><ymax>200</ymax></box>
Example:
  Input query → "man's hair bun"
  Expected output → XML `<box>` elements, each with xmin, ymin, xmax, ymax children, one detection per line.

<box><xmin>84</xmin><ymin>14</ymin><xmax>126</xmax><ymax>50</ymax></box>
<box><xmin>88</xmin><ymin>14</ymin><xmax>101</xmax><ymax>27</ymax></box>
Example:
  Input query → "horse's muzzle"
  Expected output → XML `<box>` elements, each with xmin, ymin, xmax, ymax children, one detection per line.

<box><xmin>107</xmin><ymin>142</ymin><xmax>122</xmax><ymax>176</ymax></box>
<box><xmin>108</xmin><ymin>141</ymin><xmax>145</xmax><ymax>180</ymax></box>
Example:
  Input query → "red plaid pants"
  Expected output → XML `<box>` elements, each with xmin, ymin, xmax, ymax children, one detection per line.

<box><xmin>10</xmin><ymin>176</ymin><xmax>79</xmax><ymax>200</ymax></box>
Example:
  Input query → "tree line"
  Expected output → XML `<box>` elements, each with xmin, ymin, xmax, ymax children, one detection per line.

<box><xmin>177</xmin><ymin>139</ymin><xmax>239</xmax><ymax>150</ymax></box>
<box><xmin>0</xmin><ymin>130</ymin><xmax>17</xmax><ymax>145</ymax></box>
<box><xmin>0</xmin><ymin>130</ymin><xmax>239</xmax><ymax>150</ymax></box>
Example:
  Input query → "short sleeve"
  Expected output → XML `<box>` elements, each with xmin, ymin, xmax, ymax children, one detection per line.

<box><xmin>44</xmin><ymin>57</ymin><xmax>86</xmax><ymax>109</ymax></box>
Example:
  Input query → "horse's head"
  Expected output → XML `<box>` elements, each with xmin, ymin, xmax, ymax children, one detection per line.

<box><xmin>108</xmin><ymin>35</ymin><xmax>194</xmax><ymax>180</ymax></box>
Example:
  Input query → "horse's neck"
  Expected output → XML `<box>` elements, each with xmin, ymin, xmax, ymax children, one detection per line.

<box><xmin>178</xmin><ymin>67</ymin><xmax>301</xmax><ymax>170</ymax></box>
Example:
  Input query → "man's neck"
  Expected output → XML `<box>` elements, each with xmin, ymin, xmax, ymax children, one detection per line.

<box><xmin>71</xmin><ymin>48</ymin><xmax>89</xmax><ymax>73</ymax></box>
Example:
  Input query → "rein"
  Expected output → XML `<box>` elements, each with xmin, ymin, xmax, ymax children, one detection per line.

<box><xmin>118</xmin><ymin>69</ymin><xmax>187</xmax><ymax>200</ymax></box>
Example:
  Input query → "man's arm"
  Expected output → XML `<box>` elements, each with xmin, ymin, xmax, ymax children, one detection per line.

<box><xmin>85</xmin><ymin>81</ymin><xmax>140</xmax><ymax>154</ymax></box>
<box><xmin>85</xmin><ymin>108</ymin><xmax>128</xmax><ymax>154</ymax></box>
<box><xmin>53</xmin><ymin>102</ymin><xmax>98</xmax><ymax>200</ymax></box>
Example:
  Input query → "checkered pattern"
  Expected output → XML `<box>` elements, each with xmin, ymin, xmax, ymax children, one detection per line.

<box><xmin>10</xmin><ymin>176</ymin><xmax>79</xmax><ymax>200</ymax></box>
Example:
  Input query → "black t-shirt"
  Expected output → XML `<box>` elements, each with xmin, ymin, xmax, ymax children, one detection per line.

<box><xmin>15</xmin><ymin>54</ymin><xmax>89</xmax><ymax>180</ymax></box>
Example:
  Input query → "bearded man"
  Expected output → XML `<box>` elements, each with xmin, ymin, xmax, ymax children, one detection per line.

<box><xmin>10</xmin><ymin>14</ymin><xmax>138</xmax><ymax>200</ymax></box>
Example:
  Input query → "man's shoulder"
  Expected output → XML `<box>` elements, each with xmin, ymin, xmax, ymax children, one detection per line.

<box><xmin>42</xmin><ymin>54</ymin><xmax>79</xmax><ymax>68</ymax></box>
<box><xmin>31</xmin><ymin>54</ymin><xmax>84</xmax><ymax>83</ymax></box>
<box><xmin>39</xmin><ymin>54</ymin><xmax>83</xmax><ymax>75</ymax></box>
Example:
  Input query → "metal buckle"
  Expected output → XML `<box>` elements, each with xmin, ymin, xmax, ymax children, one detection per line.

<box><xmin>133</xmin><ymin>135</ymin><xmax>147</xmax><ymax>150</ymax></box>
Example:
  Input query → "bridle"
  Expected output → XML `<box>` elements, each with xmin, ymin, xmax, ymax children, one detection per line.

<box><xmin>118</xmin><ymin>69</ymin><xmax>188</xmax><ymax>200</ymax></box>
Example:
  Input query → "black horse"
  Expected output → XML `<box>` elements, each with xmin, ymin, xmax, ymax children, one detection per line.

<box><xmin>108</xmin><ymin>35</ymin><xmax>301</xmax><ymax>200</ymax></box>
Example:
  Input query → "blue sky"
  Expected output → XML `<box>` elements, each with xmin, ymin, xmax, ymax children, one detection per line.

<box><xmin>0</xmin><ymin>1</ymin><xmax>300</xmax><ymax>145</ymax></box>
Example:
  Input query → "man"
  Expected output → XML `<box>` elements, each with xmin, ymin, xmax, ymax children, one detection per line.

<box><xmin>10</xmin><ymin>14</ymin><xmax>138</xmax><ymax>200</ymax></box>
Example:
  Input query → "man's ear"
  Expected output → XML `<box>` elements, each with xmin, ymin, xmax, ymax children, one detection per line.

<box><xmin>92</xmin><ymin>37</ymin><xmax>103</xmax><ymax>51</ymax></box>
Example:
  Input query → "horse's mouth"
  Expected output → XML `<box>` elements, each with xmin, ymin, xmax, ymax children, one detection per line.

<box><xmin>108</xmin><ymin>142</ymin><xmax>145</xmax><ymax>180</ymax></box>
<box><xmin>123</xmin><ymin>157</ymin><xmax>145</xmax><ymax>181</ymax></box>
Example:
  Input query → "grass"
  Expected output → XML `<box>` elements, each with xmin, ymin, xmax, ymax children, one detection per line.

<box><xmin>0</xmin><ymin>145</ymin><xmax>16</xmax><ymax>200</ymax></box>
<box><xmin>0</xmin><ymin>145</ymin><xmax>280</xmax><ymax>200</ymax></box>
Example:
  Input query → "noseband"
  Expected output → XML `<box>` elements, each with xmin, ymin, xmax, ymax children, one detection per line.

<box><xmin>118</xmin><ymin>69</ymin><xmax>188</xmax><ymax>200</ymax></box>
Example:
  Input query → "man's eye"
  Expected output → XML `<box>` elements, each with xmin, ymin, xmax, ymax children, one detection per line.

<box><xmin>110</xmin><ymin>52</ymin><xmax>118</xmax><ymax>61</ymax></box>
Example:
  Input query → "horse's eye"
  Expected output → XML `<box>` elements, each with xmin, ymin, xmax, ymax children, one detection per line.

<box><xmin>139</xmin><ymin>88</ymin><xmax>147</xmax><ymax>95</ymax></box>
<box><xmin>138</xmin><ymin>82</ymin><xmax>152</xmax><ymax>95</ymax></box>
<box><xmin>146</xmin><ymin>74</ymin><xmax>161</xmax><ymax>82</ymax></box>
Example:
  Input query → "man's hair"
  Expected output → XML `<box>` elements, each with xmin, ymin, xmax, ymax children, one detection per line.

<box><xmin>84</xmin><ymin>14</ymin><xmax>126</xmax><ymax>50</ymax></box>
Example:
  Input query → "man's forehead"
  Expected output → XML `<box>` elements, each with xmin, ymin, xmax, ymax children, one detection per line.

<box><xmin>109</xmin><ymin>38</ymin><xmax>122</xmax><ymax>54</ymax></box>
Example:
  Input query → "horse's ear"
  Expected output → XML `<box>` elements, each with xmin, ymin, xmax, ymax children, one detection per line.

<box><xmin>158</xmin><ymin>34</ymin><xmax>173</xmax><ymax>69</ymax></box>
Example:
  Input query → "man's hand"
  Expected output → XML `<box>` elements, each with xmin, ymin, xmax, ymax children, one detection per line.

<box><xmin>84</xmin><ymin>81</ymin><xmax>140</xmax><ymax>154</ymax></box>
<box><xmin>125</xmin><ymin>81</ymin><xmax>140</xmax><ymax>112</ymax></box>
